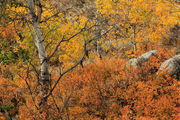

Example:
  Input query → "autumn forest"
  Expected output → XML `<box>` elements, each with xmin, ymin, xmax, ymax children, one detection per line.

<box><xmin>0</xmin><ymin>0</ymin><xmax>179</xmax><ymax>120</ymax></box>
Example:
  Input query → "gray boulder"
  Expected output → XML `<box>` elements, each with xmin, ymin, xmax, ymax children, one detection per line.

<box><xmin>128</xmin><ymin>58</ymin><xmax>139</xmax><ymax>66</ymax></box>
<box><xmin>158</xmin><ymin>54</ymin><xmax>180</xmax><ymax>76</ymax></box>
<box><xmin>127</xmin><ymin>50</ymin><xmax>158</xmax><ymax>66</ymax></box>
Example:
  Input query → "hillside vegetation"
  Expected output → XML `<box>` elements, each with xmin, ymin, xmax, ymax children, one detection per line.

<box><xmin>0</xmin><ymin>0</ymin><xmax>179</xmax><ymax>120</ymax></box>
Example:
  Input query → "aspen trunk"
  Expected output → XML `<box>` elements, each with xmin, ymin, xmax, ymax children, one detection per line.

<box><xmin>33</xmin><ymin>22</ymin><xmax>50</xmax><ymax>105</ymax></box>
<box><xmin>27</xmin><ymin>0</ymin><xmax>50</xmax><ymax>107</ymax></box>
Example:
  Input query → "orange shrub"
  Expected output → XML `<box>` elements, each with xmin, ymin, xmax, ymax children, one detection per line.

<box><xmin>0</xmin><ymin>48</ymin><xmax>179</xmax><ymax>120</ymax></box>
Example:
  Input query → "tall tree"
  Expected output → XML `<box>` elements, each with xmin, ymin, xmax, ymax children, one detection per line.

<box><xmin>0</xmin><ymin>0</ymin><xmax>113</xmax><ymax>115</ymax></box>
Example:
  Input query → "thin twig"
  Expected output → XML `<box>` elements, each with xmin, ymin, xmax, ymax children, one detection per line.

<box><xmin>40</xmin><ymin>11</ymin><xmax>62</xmax><ymax>23</ymax></box>
<box><xmin>18</xmin><ymin>68</ymin><xmax>39</xmax><ymax>110</ymax></box>
<box><xmin>47</xmin><ymin>22</ymin><xmax>96</xmax><ymax>61</ymax></box>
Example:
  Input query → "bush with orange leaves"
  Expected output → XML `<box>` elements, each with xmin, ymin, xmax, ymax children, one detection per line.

<box><xmin>0</xmin><ymin>48</ymin><xmax>179</xmax><ymax>120</ymax></box>
<box><xmin>51</xmin><ymin>49</ymin><xmax>179</xmax><ymax>120</ymax></box>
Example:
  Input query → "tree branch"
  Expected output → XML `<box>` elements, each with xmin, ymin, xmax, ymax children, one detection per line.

<box><xmin>40</xmin><ymin>11</ymin><xmax>62</xmax><ymax>23</ymax></box>
<box><xmin>36</xmin><ymin>0</ymin><xmax>43</xmax><ymax>22</ymax></box>
<box><xmin>43</xmin><ymin>25</ymin><xmax>115</xmax><ymax>101</ymax></box>
<box><xmin>47</xmin><ymin>21</ymin><xmax>96</xmax><ymax>61</ymax></box>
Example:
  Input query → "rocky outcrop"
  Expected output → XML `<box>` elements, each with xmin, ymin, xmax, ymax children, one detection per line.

<box><xmin>158</xmin><ymin>54</ymin><xmax>180</xmax><ymax>76</ymax></box>
<box><xmin>127</xmin><ymin>50</ymin><xmax>158</xmax><ymax>66</ymax></box>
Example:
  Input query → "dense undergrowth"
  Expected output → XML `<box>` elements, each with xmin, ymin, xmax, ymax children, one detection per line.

<box><xmin>0</xmin><ymin>48</ymin><xmax>179</xmax><ymax>120</ymax></box>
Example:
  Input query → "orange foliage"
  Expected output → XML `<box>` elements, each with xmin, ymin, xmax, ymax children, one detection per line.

<box><xmin>0</xmin><ymin>0</ymin><xmax>179</xmax><ymax>119</ymax></box>
<box><xmin>0</xmin><ymin>48</ymin><xmax>179</xmax><ymax>120</ymax></box>
<box><xmin>47</xmin><ymin>48</ymin><xmax>179</xmax><ymax>119</ymax></box>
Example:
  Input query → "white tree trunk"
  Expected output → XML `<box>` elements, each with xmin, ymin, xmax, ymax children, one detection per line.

<box><xmin>33</xmin><ymin>22</ymin><xmax>50</xmax><ymax>98</ymax></box>
<box><xmin>27</xmin><ymin>0</ymin><xmax>50</xmax><ymax>106</ymax></box>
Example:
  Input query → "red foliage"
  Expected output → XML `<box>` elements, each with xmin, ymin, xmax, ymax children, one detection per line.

<box><xmin>0</xmin><ymin>48</ymin><xmax>179</xmax><ymax>120</ymax></box>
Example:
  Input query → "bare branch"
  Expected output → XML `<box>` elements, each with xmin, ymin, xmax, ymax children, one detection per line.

<box><xmin>40</xmin><ymin>6</ymin><xmax>82</xmax><ymax>23</ymax></box>
<box><xmin>17</xmin><ymin>69</ymin><xmax>39</xmax><ymax>110</ymax></box>
<box><xmin>27</xmin><ymin>60</ymin><xmax>40</xmax><ymax>80</ymax></box>
<box><xmin>47</xmin><ymin>54</ymin><xmax>86</xmax><ymax>97</ymax></box>
<box><xmin>43</xmin><ymin>24</ymin><xmax>115</xmax><ymax>101</ymax></box>
<box><xmin>36</xmin><ymin>0</ymin><xmax>43</xmax><ymax>22</ymax></box>
<box><xmin>26</xmin><ymin>0</ymin><xmax>37</xmax><ymax>22</ymax></box>
<box><xmin>47</xmin><ymin>21</ymin><xmax>96</xmax><ymax>61</ymax></box>
<box><xmin>40</xmin><ymin>11</ymin><xmax>62</xmax><ymax>23</ymax></box>
<box><xmin>24</xmin><ymin>70</ymin><xmax>39</xmax><ymax>110</ymax></box>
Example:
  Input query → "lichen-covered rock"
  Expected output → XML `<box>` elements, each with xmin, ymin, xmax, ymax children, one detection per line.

<box><xmin>158</xmin><ymin>54</ymin><xmax>180</xmax><ymax>76</ymax></box>
<box><xmin>127</xmin><ymin>50</ymin><xmax>158</xmax><ymax>66</ymax></box>
<box><xmin>137</xmin><ymin>50</ymin><xmax>157</xmax><ymax>64</ymax></box>
<box><xmin>127</xmin><ymin>58</ymin><xmax>139</xmax><ymax>66</ymax></box>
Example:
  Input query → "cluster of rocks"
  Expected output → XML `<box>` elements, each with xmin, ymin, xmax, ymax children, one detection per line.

<box><xmin>127</xmin><ymin>50</ymin><xmax>180</xmax><ymax>77</ymax></box>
